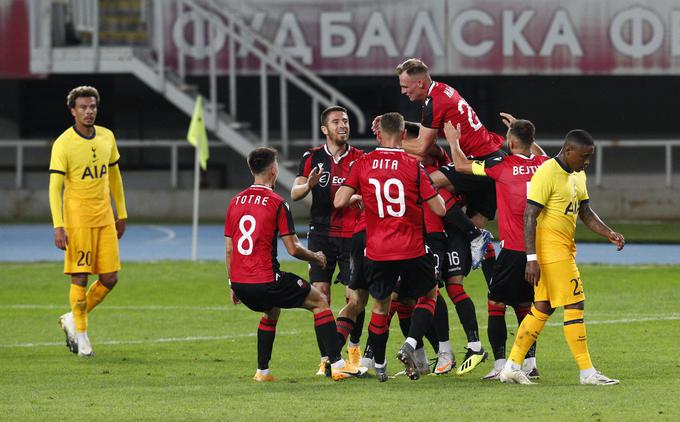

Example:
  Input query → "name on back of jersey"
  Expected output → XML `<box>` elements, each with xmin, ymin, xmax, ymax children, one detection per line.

<box><xmin>512</xmin><ymin>165</ymin><xmax>541</xmax><ymax>175</ymax></box>
<box><xmin>234</xmin><ymin>194</ymin><xmax>269</xmax><ymax>206</ymax></box>
<box><xmin>372</xmin><ymin>159</ymin><xmax>399</xmax><ymax>170</ymax></box>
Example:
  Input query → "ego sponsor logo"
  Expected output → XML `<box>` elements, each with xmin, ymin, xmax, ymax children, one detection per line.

<box><xmin>318</xmin><ymin>171</ymin><xmax>331</xmax><ymax>187</ymax></box>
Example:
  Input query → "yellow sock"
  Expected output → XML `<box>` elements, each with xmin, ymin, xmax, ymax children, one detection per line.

<box><xmin>69</xmin><ymin>284</ymin><xmax>87</xmax><ymax>333</ymax></box>
<box><xmin>509</xmin><ymin>306</ymin><xmax>549</xmax><ymax>364</ymax></box>
<box><xmin>563</xmin><ymin>308</ymin><xmax>593</xmax><ymax>370</ymax></box>
<box><xmin>86</xmin><ymin>280</ymin><xmax>111</xmax><ymax>313</ymax></box>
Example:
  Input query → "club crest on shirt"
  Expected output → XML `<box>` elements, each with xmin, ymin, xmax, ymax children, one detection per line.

<box><xmin>297</xmin><ymin>279</ymin><xmax>305</xmax><ymax>288</ymax></box>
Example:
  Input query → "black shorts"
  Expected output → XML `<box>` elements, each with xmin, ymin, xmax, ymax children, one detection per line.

<box><xmin>488</xmin><ymin>249</ymin><xmax>533</xmax><ymax>306</ymax></box>
<box><xmin>308</xmin><ymin>232</ymin><xmax>351</xmax><ymax>285</ymax></box>
<box><xmin>443</xmin><ymin>226</ymin><xmax>472</xmax><ymax>279</ymax></box>
<box><xmin>438</xmin><ymin>150</ymin><xmax>506</xmax><ymax>220</ymax></box>
<box><xmin>367</xmin><ymin>255</ymin><xmax>437</xmax><ymax>301</ymax></box>
<box><xmin>348</xmin><ymin>230</ymin><xmax>371</xmax><ymax>291</ymax></box>
<box><xmin>231</xmin><ymin>272</ymin><xmax>311</xmax><ymax>312</ymax></box>
<box><xmin>425</xmin><ymin>232</ymin><xmax>447</xmax><ymax>287</ymax></box>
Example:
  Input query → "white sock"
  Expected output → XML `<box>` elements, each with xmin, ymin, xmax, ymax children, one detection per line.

<box><xmin>494</xmin><ymin>358</ymin><xmax>507</xmax><ymax>371</ymax></box>
<box><xmin>320</xmin><ymin>356</ymin><xmax>328</xmax><ymax>363</ymax></box>
<box><xmin>523</xmin><ymin>357</ymin><xmax>537</xmax><ymax>370</ymax></box>
<box><xmin>256</xmin><ymin>368</ymin><xmax>270</xmax><ymax>376</ymax></box>
<box><xmin>374</xmin><ymin>360</ymin><xmax>386</xmax><ymax>369</ymax></box>
<box><xmin>348</xmin><ymin>340</ymin><xmax>360</xmax><ymax>348</ymax></box>
<box><xmin>504</xmin><ymin>359</ymin><xmax>521</xmax><ymax>371</ymax></box>
<box><xmin>467</xmin><ymin>341</ymin><xmax>482</xmax><ymax>352</ymax></box>
<box><xmin>438</xmin><ymin>340</ymin><xmax>452</xmax><ymax>353</ymax></box>
<box><xmin>580</xmin><ymin>367</ymin><xmax>597</xmax><ymax>379</ymax></box>
<box><xmin>405</xmin><ymin>337</ymin><xmax>418</xmax><ymax>349</ymax></box>
<box><xmin>332</xmin><ymin>358</ymin><xmax>346</xmax><ymax>369</ymax></box>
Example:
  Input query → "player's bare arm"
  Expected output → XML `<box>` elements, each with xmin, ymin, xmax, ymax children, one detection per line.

<box><xmin>224</xmin><ymin>237</ymin><xmax>241</xmax><ymax>305</ymax></box>
<box><xmin>524</xmin><ymin>202</ymin><xmax>543</xmax><ymax>285</ymax></box>
<box><xmin>425</xmin><ymin>194</ymin><xmax>446</xmax><ymax>217</ymax></box>
<box><xmin>404</xmin><ymin>125</ymin><xmax>437</xmax><ymax>157</ymax></box>
<box><xmin>578</xmin><ymin>202</ymin><xmax>625</xmax><ymax>251</ymax></box>
<box><xmin>115</xmin><ymin>219</ymin><xmax>126</xmax><ymax>239</ymax></box>
<box><xmin>500</xmin><ymin>112</ymin><xmax>517</xmax><ymax>128</ymax></box>
<box><xmin>282</xmin><ymin>234</ymin><xmax>327</xmax><ymax>269</ymax></box>
<box><xmin>444</xmin><ymin>122</ymin><xmax>474</xmax><ymax>174</ymax></box>
<box><xmin>333</xmin><ymin>185</ymin><xmax>356</xmax><ymax>209</ymax></box>
<box><xmin>290</xmin><ymin>166</ymin><xmax>322</xmax><ymax>201</ymax></box>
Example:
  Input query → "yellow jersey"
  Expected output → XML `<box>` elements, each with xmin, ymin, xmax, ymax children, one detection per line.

<box><xmin>49</xmin><ymin>125</ymin><xmax>120</xmax><ymax>228</ymax></box>
<box><xmin>527</xmin><ymin>157</ymin><xmax>589</xmax><ymax>264</ymax></box>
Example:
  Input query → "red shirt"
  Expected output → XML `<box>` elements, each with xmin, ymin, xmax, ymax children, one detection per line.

<box><xmin>297</xmin><ymin>144</ymin><xmax>364</xmax><ymax>237</ymax></box>
<box><xmin>224</xmin><ymin>185</ymin><xmax>295</xmax><ymax>283</ymax></box>
<box><xmin>479</xmin><ymin>153</ymin><xmax>549</xmax><ymax>251</ymax></box>
<box><xmin>421</xmin><ymin>81</ymin><xmax>504</xmax><ymax>159</ymax></box>
<box><xmin>344</xmin><ymin>147</ymin><xmax>438</xmax><ymax>261</ymax></box>
<box><xmin>423</xmin><ymin>155</ymin><xmax>459</xmax><ymax>234</ymax></box>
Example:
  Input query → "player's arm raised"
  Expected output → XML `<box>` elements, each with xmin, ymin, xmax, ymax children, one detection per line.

<box><xmin>282</xmin><ymin>234</ymin><xmax>327</xmax><ymax>269</ymax></box>
<box><xmin>444</xmin><ymin>121</ymin><xmax>473</xmax><ymax>174</ymax></box>
<box><xmin>578</xmin><ymin>202</ymin><xmax>625</xmax><ymax>251</ymax></box>
<box><xmin>524</xmin><ymin>202</ymin><xmax>543</xmax><ymax>285</ymax></box>
<box><xmin>290</xmin><ymin>166</ymin><xmax>322</xmax><ymax>201</ymax></box>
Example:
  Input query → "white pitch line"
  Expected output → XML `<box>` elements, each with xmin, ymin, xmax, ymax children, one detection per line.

<box><xmin>142</xmin><ymin>225</ymin><xmax>177</xmax><ymax>244</ymax></box>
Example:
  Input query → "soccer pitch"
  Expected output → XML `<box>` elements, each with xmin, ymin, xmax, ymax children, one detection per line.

<box><xmin>1</xmin><ymin>261</ymin><xmax>679</xmax><ymax>421</ymax></box>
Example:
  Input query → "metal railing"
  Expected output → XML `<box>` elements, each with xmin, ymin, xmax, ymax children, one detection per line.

<box><xmin>1</xmin><ymin>139</ymin><xmax>677</xmax><ymax>190</ymax></box>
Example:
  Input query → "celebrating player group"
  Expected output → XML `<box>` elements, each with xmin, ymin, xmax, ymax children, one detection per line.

<box><xmin>52</xmin><ymin>58</ymin><xmax>625</xmax><ymax>386</ymax></box>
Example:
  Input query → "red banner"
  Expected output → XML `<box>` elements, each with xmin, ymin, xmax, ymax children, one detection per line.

<box><xmin>163</xmin><ymin>0</ymin><xmax>680</xmax><ymax>75</ymax></box>
<box><xmin>0</xmin><ymin>0</ymin><xmax>29</xmax><ymax>78</ymax></box>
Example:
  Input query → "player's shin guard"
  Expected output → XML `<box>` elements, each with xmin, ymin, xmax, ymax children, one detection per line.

<box><xmin>487</xmin><ymin>301</ymin><xmax>507</xmax><ymax>361</ymax></box>
<box><xmin>445</xmin><ymin>206</ymin><xmax>481</xmax><ymax>242</ymax></box>
<box><xmin>368</xmin><ymin>312</ymin><xmax>389</xmax><ymax>368</ymax></box>
<box><xmin>349</xmin><ymin>310</ymin><xmax>365</xmax><ymax>345</ymax></box>
<box><xmin>396</xmin><ymin>302</ymin><xmax>414</xmax><ymax>339</ymax></box>
<box><xmin>336</xmin><ymin>317</ymin><xmax>355</xmax><ymax>348</ymax></box>
<box><xmin>69</xmin><ymin>284</ymin><xmax>87</xmax><ymax>333</ymax></box>
<box><xmin>446</xmin><ymin>284</ymin><xmax>480</xmax><ymax>343</ymax></box>
<box><xmin>563</xmin><ymin>309</ymin><xmax>593</xmax><ymax>370</ymax></box>
<box><xmin>387</xmin><ymin>300</ymin><xmax>399</xmax><ymax>326</ymax></box>
<box><xmin>481</xmin><ymin>244</ymin><xmax>496</xmax><ymax>287</ymax></box>
<box><xmin>408</xmin><ymin>297</ymin><xmax>436</xmax><ymax>343</ymax></box>
<box><xmin>509</xmin><ymin>306</ymin><xmax>549</xmax><ymax>365</ymax></box>
<box><xmin>314</xmin><ymin>310</ymin><xmax>342</xmax><ymax>363</ymax></box>
<box><xmin>257</xmin><ymin>317</ymin><xmax>277</xmax><ymax>370</ymax></box>
<box><xmin>85</xmin><ymin>280</ymin><xmax>110</xmax><ymax>313</ymax></box>
<box><xmin>514</xmin><ymin>305</ymin><xmax>536</xmax><ymax>359</ymax></box>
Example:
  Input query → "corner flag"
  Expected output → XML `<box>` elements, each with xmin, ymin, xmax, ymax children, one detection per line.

<box><xmin>187</xmin><ymin>96</ymin><xmax>209</xmax><ymax>170</ymax></box>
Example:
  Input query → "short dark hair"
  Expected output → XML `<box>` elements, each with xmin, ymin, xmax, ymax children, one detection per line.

<box><xmin>380</xmin><ymin>112</ymin><xmax>404</xmax><ymax>136</ymax></box>
<box><xmin>67</xmin><ymin>86</ymin><xmax>100</xmax><ymax>109</ymax></box>
<box><xmin>248</xmin><ymin>147</ymin><xmax>277</xmax><ymax>175</ymax></box>
<box><xmin>564</xmin><ymin>129</ymin><xmax>595</xmax><ymax>147</ymax></box>
<box><xmin>395</xmin><ymin>58</ymin><xmax>429</xmax><ymax>76</ymax></box>
<box><xmin>320</xmin><ymin>106</ymin><xmax>348</xmax><ymax>126</ymax></box>
<box><xmin>509</xmin><ymin>119</ymin><xmax>535</xmax><ymax>147</ymax></box>
<box><xmin>404</xmin><ymin>122</ymin><xmax>420</xmax><ymax>139</ymax></box>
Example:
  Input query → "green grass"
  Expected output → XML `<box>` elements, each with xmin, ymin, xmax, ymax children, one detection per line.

<box><xmin>1</xmin><ymin>261</ymin><xmax>679</xmax><ymax>421</ymax></box>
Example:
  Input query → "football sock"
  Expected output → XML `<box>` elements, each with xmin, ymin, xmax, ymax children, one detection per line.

<box><xmin>368</xmin><ymin>312</ymin><xmax>389</xmax><ymax>368</ymax></box>
<box><xmin>424</xmin><ymin>324</ymin><xmax>439</xmax><ymax>354</ymax></box>
<box><xmin>446</xmin><ymin>283</ymin><xmax>480</xmax><ymax>343</ymax></box>
<box><xmin>363</xmin><ymin>337</ymin><xmax>374</xmax><ymax>359</ymax></box>
<box><xmin>387</xmin><ymin>300</ymin><xmax>399</xmax><ymax>326</ymax></box>
<box><xmin>494</xmin><ymin>358</ymin><xmax>506</xmax><ymax>371</ymax></box>
<box><xmin>514</xmin><ymin>305</ymin><xmax>536</xmax><ymax>359</ymax></box>
<box><xmin>487</xmin><ymin>300</ymin><xmax>507</xmax><ymax>360</ymax></box>
<box><xmin>481</xmin><ymin>243</ymin><xmax>496</xmax><ymax>287</ymax></box>
<box><xmin>313</xmin><ymin>309</ymin><xmax>342</xmax><ymax>364</ymax></box>
<box><xmin>439</xmin><ymin>340</ymin><xmax>452</xmax><ymax>354</ymax></box>
<box><xmin>433</xmin><ymin>293</ymin><xmax>450</xmax><ymax>342</ymax></box>
<box><xmin>85</xmin><ymin>280</ymin><xmax>110</xmax><ymax>313</ymax></box>
<box><xmin>335</xmin><ymin>316</ymin><xmax>355</xmax><ymax>347</ymax></box>
<box><xmin>563</xmin><ymin>308</ymin><xmax>593</xmax><ymax>371</ymax></box>
<box><xmin>257</xmin><ymin>317</ymin><xmax>277</xmax><ymax>370</ymax></box>
<box><xmin>444</xmin><ymin>206</ymin><xmax>481</xmax><ymax>242</ymax></box>
<box><xmin>408</xmin><ymin>297</ymin><xmax>436</xmax><ymax>342</ymax></box>
<box><xmin>405</xmin><ymin>337</ymin><xmax>418</xmax><ymax>350</ymax></box>
<box><xmin>256</xmin><ymin>368</ymin><xmax>270</xmax><ymax>376</ymax></box>
<box><xmin>396</xmin><ymin>302</ymin><xmax>414</xmax><ymax>339</ymax></box>
<box><xmin>509</xmin><ymin>306</ymin><xmax>549</xmax><ymax>365</ymax></box>
<box><xmin>349</xmin><ymin>310</ymin><xmax>365</xmax><ymax>345</ymax></box>
<box><xmin>69</xmin><ymin>284</ymin><xmax>87</xmax><ymax>333</ymax></box>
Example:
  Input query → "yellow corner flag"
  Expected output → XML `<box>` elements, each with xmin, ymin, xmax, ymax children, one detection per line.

<box><xmin>187</xmin><ymin>96</ymin><xmax>210</xmax><ymax>170</ymax></box>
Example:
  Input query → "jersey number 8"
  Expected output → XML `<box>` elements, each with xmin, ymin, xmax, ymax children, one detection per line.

<box><xmin>237</xmin><ymin>215</ymin><xmax>256</xmax><ymax>255</ymax></box>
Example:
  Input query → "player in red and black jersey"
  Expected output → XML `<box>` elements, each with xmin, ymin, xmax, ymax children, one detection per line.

<box><xmin>374</xmin><ymin>58</ymin><xmax>499</xmax><ymax>273</ymax></box>
<box><xmin>225</xmin><ymin>147</ymin><xmax>366</xmax><ymax>381</ymax></box>
<box><xmin>335</xmin><ymin>112</ymin><xmax>446</xmax><ymax>382</ymax></box>
<box><xmin>445</xmin><ymin>114</ymin><xmax>549</xmax><ymax>380</ymax></box>
<box><xmin>291</xmin><ymin>106</ymin><xmax>366</xmax><ymax>373</ymax></box>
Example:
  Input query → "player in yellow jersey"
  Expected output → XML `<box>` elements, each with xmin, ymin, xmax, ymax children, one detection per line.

<box><xmin>49</xmin><ymin>86</ymin><xmax>128</xmax><ymax>357</ymax></box>
<box><xmin>499</xmin><ymin>129</ymin><xmax>625</xmax><ymax>386</ymax></box>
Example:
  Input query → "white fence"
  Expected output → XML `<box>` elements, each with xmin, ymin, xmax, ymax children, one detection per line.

<box><xmin>1</xmin><ymin>138</ymin><xmax>677</xmax><ymax>189</ymax></box>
